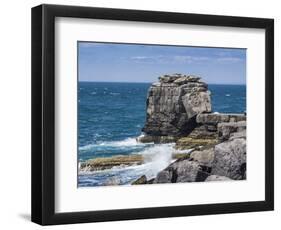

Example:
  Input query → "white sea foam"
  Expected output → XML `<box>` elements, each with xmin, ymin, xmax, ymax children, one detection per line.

<box><xmin>132</xmin><ymin>143</ymin><xmax>175</xmax><ymax>178</ymax></box>
<box><xmin>101</xmin><ymin>138</ymin><xmax>141</xmax><ymax>147</ymax></box>
<box><xmin>109</xmin><ymin>92</ymin><xmax>120</xmax><ymax>96</ymax></box>
<box><xmin>79</xmin><ymin>138</ymin><xmax>181</xmax><ymax>184</ymax></box>
<box><xmin>79</xmin><ymin>137</ymin><xmax>144</xmax><ymax>151</ymax></box>
<box><xmin>225</xmin><ymin>94</ymin><xmax>231</xmax><ymax>97</ymax></box>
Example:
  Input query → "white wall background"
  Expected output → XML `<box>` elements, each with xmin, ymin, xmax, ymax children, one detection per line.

<box><xmin>0</xmin><ymin>0</ymin><xmax>279</xmax><ymax>228</ymax></box>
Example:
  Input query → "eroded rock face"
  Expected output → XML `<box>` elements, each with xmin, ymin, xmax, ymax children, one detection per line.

<box><xmin>142</xmin><ymin>74</ymin><xmax>211</xmax><ymax>138</ymax></box>
<box><xmin>218</xmin><ymin>121</ymin><xmax>246</xmax><ymax>141</ymax></box>
<box><xmin>154</xmin><ymin>159</ymin><xmax>210</xmax><ymax>183</ymax></box>
<box><xmin>212</xmin><ymin>138</ymin><xmax>246</xmax><ymax>180</ymax></box>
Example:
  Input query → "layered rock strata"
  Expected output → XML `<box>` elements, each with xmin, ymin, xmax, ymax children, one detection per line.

<box><xmin>139</xmin><ymin>74</ymin><xmax>212</xmax><ymax>142</ymax></box>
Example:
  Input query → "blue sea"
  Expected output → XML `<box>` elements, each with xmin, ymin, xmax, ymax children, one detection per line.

<box><xmin>78</xmin><ymin>82</ymin><xmax>246</xmax><ymax>187</ymax></box>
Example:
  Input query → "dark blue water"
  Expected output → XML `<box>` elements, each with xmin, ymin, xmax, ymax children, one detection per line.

<box><xmin>78</xmin><ymin>82</ymin><xmax>246</xmax><ymax>186</ymax></box>
<box><xmin>209</xmin><ymin>84</ymin><xmax>246</xmax><ymax>114</ymax></box>
<box><xmin>78</xmin><ymin>82</ymin><xmax>149</xmax><ymax>161</ymax></box>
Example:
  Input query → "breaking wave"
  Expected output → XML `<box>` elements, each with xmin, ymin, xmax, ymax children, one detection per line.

<box><xmin>79</xmin><ymin>137</ymin><xmax>145</xmax><ymax>151</ymax></box>
<box><xmin>78</xmin><ymin>139</ymin><xmax>177</xmax><ymax>186</ymax></box>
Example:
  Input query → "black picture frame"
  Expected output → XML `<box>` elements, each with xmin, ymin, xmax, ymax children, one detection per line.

<box><xmin>31</xmin><ymin>4</ymin><xmax>274</xmax><ymax>225</ymax></box>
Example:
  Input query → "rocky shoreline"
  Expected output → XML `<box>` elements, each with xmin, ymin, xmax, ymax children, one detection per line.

<box><xmin>79</xmin><ymin>74</ymin><xmax>246</xmax><ymax>185</ymax></box>
<box><xmin>134</xmin><ymin>74</ymin><xmax>246</xmax><ymax>184</ymax></box>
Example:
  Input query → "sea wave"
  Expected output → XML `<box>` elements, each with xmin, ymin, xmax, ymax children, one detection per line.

<box><xmin>79</xmin><ymin>137</ymin><xmax>146</xmax><ymax>151</ymax></box>
<box><xmin>79</xmin><ymin>142</ymin><xmax>177</xmax><ymax>186</ymax></box>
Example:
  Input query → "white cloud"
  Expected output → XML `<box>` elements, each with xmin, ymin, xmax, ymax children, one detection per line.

<box><xmin>130</xmin><ymin>55</ymin><xmax>211</xmax><ymax>64</ymax></box>
<box><xmin>130</xmin><ymin>54</ymin><xmax>243</xmax><ymax>64</ymax></box>
<box><xmin>216</xmin><ymin>57</ymin><xmax>243</xmax><ymax>63</ymax></box>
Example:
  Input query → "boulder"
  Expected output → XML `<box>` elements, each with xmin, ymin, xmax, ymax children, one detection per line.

<box><xmin>211</xmin><ymin>138</ymin><xmax>246</xmax><ymax>180</ymax></box>
<box><xmin>154</xmin><ymin>169</ymin><xmax>175</xmax><ymax>183</ymax></box>
<box><xmin>132</xmin><ymin>175</ymin><xmax>147</xmax><ymax>185</ymax></box>
<box><xmin>190</xmin><ymin>148</ymin><xmax>214</xmax><ymax>167</ymax></box>
<box><xmin>154</xmin><ymin>159</ymin><xmax>209</xmax><ymax>183</ymax></box>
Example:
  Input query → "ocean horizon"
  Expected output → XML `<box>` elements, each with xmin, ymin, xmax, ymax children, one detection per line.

<box><xmin>79</xmin><ymin>80</ymin><xmax>246</xmax><ymax>86</ymax></box>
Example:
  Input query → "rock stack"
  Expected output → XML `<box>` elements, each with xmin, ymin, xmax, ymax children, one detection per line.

<box><xmin>138</xmin><ymin>74</ymin><xmax>212</xmax><ymax>143</ymax></box>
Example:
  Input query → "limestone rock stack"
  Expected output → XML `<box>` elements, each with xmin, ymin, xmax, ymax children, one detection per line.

<box><xmin>140</xmin><ymin>74</ymin><xmax>212</xmax><ymax>142</ymax></box>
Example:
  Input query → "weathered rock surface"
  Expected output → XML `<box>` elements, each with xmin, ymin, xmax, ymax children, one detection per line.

<box><xmin>218</xmin><ymin>121</ymin><xmax>246</xmax><ymax>141</ymax></box>
<box><xmin>80</xmin><ymin>152</ymin><xmax>187</xmax><ymax>172</ymax></box>
<box><xmin>197</xmin><ymin>113</ymin><xmax>246</xmax><ymax>125</ymax></box>
<box><xmin>175</xmin><ymin>137</ymin><xmax>218</xmax><ymax>150</ymax></box>
<box><xmin>205</xmin><ymin>175</ymin><xmax>233</xmax><ymax>182</ymax></box>
<box><xmin>142</xmin><ymin>74</ymin><xmax>211</xmax><ymax>140</ymax></box>
<box><xmin>229</xmin><ymin>130</ymin><xmax>246</xmax><ymax>140</ymax></box>
<box><xmin>154</xmin><ymin>159</ymin><xmax>210</xmax><ymax>183</ymax></box>
<box><xmin>80</xmin><ymin>155</ymin><xmax>144</xmax><ymax>171</ymax></box>
<box><xmin>136</xmin><ymin>135</ymin><xmax>178</xmax><ymax>144</ymax></box>
<box><xmin>190</xmin><ymin>148</ymin><xmax>215</xmax><ymax>167</ymax></box>
<box><xmin>132</xmin><ymin>175</ymin><xmax>147</xmax><ymax>185</ymax></box>
<box><xmin>211</xmin><ymin>138</ymin><xmax>246</xmax><ymax>180</ymax></box>
<box><xmin>187</xmin><ymin>125</ymin><xmax>218</xmax><ymax>139</ymax></box>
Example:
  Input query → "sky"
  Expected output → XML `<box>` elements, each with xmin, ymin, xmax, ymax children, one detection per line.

<box><xmin>78</xmin><ymin>42</ymin><xmax>246</xmax><ymax>85</ymax></box>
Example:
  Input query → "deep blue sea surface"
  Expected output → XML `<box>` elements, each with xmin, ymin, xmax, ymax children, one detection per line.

<box><xmin>78</xmin><ymin>82</ymin><xmax>246</xmax><ymax>187</ymax></box>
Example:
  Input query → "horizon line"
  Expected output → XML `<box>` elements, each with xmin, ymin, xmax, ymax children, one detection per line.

<box><xmin>78</xmin><ymin>80</ymin><xmax>246</xmax><ymax>86</ymax></box>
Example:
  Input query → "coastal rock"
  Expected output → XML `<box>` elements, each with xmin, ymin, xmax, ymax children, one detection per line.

<box><xmin>136</xmin><ymin>135</ymin><xmax>178</xmax><ymax>143</ymax></box>
<box><xmin>172</xmin><ymin>150</ymin><xmax>193</xmax><ymax>160</ymax></box>
<box><xmin>187</xmin><ymin>125</ymin><xmax>218</xmax><ymax>139</ymax></box>
<box><xmin>154</xmin><ymin>159</ymin><xmax>210</xmax><ymax>183</ymax></box>
<box><xmin>132</xmin><ymin>175</ymin><xmax>147</xmax><ymax>185</ymax></box>
<box><xmin>229</xmin><ymin>129</ymin><xmax>246</xmax><ymax>140</ymax></box>
<box><xmin>211</xmin><ymin>138</ymin><xmax>246</xmax><ymax>180</ymax></box>
<box><xmin>196</xmin><ymin>113</ymin><xmax>246</xmax><ymax>125</ymax></box>
<box><xmin>190</xmin><ymin>148</ymin><xmax>215</xmax><ymax>167</ymax></box>
<box><xmin>205</xmin><ymin>175</ymin><xmax>233</xmax><ymax>182</ymax></box>
<box><xmin>175</xmin><ymin>137</ymin><xmax>218</xmax><ymax>150</ymax></box>
<box><xmin>218</xmin><ymin>121</ymin><xmax>246</xmax><ymax>141</ymax></box>
<box><xmin>182</xmin><ymin>91</ymin><xmax>212</xmax><ymax>118</ymax></box>
<box><xmin>154</xmin><ymin>169</ymin><xmax>174</xmax><ymax>183</ymax></box>
<box><xmin>141</xmin><ymin>74</ymin><xmax>212</xmax><ymax>140</ymax></box>
<box><xmin>80</xmin><ymin>155</ymin><xmax>143</xmax><ymax>171</ymax></box>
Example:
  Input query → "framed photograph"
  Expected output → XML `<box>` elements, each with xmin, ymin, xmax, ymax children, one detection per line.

<box><xmin>31</xmin><ymin>4</ymin><xmax>274</xmax><ymax>225</ymax></box>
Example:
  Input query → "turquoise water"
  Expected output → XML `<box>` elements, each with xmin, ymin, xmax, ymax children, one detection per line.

<box><xmin>78</xmin><ymin>82</ymin><xmax>246</xmax><ymax>186</ymax></box>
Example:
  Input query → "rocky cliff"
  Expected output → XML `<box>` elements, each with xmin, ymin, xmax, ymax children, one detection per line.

<box><xmin>140</xmin><ymin>74</ymin><xmax>212</xmax><ymax>142</ymax></box>
<box><xmin>132</xmin><ymin>73</ymin><xmax>247</xmax><ymax>184</ymax></box>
